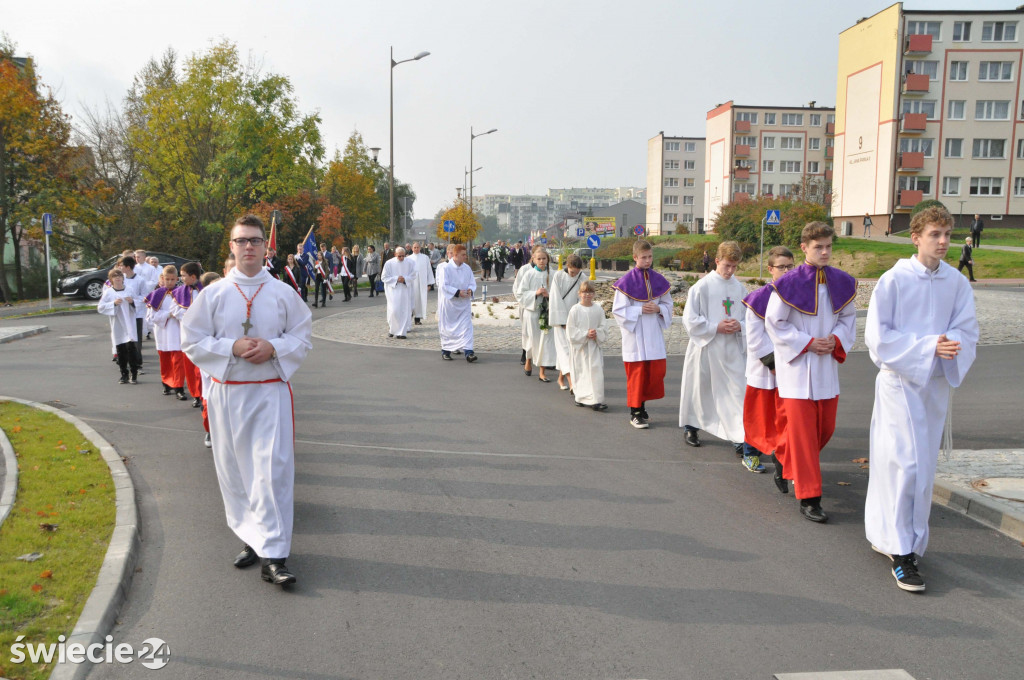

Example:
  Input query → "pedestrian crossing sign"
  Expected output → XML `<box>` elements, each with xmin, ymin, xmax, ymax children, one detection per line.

<box><xmin>765</xmin><ymin>210</ymin><xmax>781</xmax><ymax>225</ymax></box>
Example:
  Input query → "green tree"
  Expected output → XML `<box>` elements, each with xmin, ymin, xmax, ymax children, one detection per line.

<box><xmin>435</xmin><ymin>199</ymin><xmax>481</xmax><ymax>243</ymax></box>
<box><xmin>713</xmin><ymin>195</ymin><xmax>829</xmax><ymax>249</ymax></box>
<box><xmin>129</xmin><ymin>41</ymin><xmax>324</xmax><ymax>268</ymax></box>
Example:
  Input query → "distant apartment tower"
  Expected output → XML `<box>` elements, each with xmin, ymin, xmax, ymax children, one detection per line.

<box><xmin>834</xmin><ymin>4</ymin><xmax>1024</xmax><ymax>232</ymax></box>
<box><xmin>704</xmin><ymin>102</ymin><xmax>836</xmax><ymax>230</ymax></box>
<box><xmin>646</xmin><ymin>133</ymin><xmax>705</xmax><ymax>235</ymax></box>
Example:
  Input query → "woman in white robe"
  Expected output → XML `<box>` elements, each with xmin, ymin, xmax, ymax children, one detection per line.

<box><xmin>549</xmin><ymin>254</ymin><xmax>585</xmax><ymax>391</ymax></box>
<box><xmin>513</xmin><ymin>246</ymin><xmax>557</xmax><ymax>381</ymax></box>
<box><xmin>566</xmin><ymin>281</ymin><xmax>608</xmax><ymax>410</ymax></box>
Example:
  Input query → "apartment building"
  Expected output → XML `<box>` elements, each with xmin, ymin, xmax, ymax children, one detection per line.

<box><xmin>646</xmin><ymin>133</ymin><xmax>706</xmax><ymax>235</ymax></box>
<box><xmin>833</xmin><ymin>4</ymin><xmax>1024</xmax><ymax>232</ymax></box>
<box><xmin>704</xmin><ymin>102</ymin><xmax>836</xmax><ymax>230</ymax></box>
<box><xmin>477</xmin><ymin>187</ymin><xmax>645</xmax><ymax>234</ymax></box>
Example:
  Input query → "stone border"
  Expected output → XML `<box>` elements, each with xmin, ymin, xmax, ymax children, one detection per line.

<box><xmin>0</xmin><ymin>397</ymin><xmax>139</xmax><ymax>680</ymax></box>
<box><xmin>0</xmin><ymin>309</ymin><xmax>97</xmax><ymax>322</ymax></box>
<box><xmin>0</xmin><ymin>326</ymin><xmax>49</xmax><ymax>344</ymax></box>
<box><xmin>932</xmin><ymin>482</ymin><xmax>1024</xmax><ymax>544</ymax></box>
<box><xmin>0</xmin><ymin>427</ymin><xmax>17</xmax><ymax>528</ymax></box>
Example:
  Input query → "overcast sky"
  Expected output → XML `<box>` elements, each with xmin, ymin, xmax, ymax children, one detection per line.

<box><xmin>3</xmin><ymin>0</ymin><xmax>1013</xmax><ymax>217</ymax></box>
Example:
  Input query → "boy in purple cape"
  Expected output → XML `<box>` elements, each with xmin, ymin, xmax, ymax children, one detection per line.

<box><xmin>612</xmin><ymin>240</ymin><xmax>674</xmax><ymax>429</ymax></box>
<box><xmin>765</xmin><ymin>222</ymin><xmax>856</xmax><ymax>523</ymax></box>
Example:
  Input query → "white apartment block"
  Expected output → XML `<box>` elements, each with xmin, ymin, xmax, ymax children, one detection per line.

<box><xmin>476</xmin><ymin>187</ymin><xmax>645</xmax><ymax>234</ymax></box>
<box><xmin>704</xmin><ymin>102</ymin><xmax>836</xmax><ymax>230</ymax></box>
<box><xmin>646</xmin><ymin>133</ymin><xmax>705</xmax><ymax>235</ymax></box>
<box><xmin>834</xmin><ymin>4</ymin><xmax>1024</xmax><ymax>231</ymax></box>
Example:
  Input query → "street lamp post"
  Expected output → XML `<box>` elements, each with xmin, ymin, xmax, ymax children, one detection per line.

<box><xmin>464</xmin><ymin>166</ymin><xmax>482</xmax><ymax>205</ymax></box>
<box><xmin>469</xmin><ymin>126</ymin><xmax>497</xmax><ymax>223</ymax></box>
<box><xmin>389</xmin><ymin>47</ymin><xmax>430</xmax><ymax>244</ymax></box>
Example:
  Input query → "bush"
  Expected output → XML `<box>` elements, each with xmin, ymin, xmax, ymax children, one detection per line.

<box><xmin>713</xmin><ymin>196</ymin><xmax>829</xmax><ymax>249</ymax></box>
<box><xmin>662</xmin><ymin>241</ymin><xmax>759</xmax><ymax>271</ymax></box>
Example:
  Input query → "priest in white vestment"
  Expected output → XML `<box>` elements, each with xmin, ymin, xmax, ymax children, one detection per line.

<box><xmin>438</xmin><ymin>244</ymin><xmax>477</xmax><ymax>361</ymax></box>
<box><xmin>409</xmin><ymin>242</ymin><xmax>435</xmax><ymax>324</ymax></box>
<box><xmin>566</xmin><ymin>281</ymin><xmax>607</xmax><ymax>410</ymax></box>
<box><xmin>181</xmin><ymin>215</ymin><xmax>312</xmax><ymax>586</ymax></box>
<box><xmin>381</xmin><ymin>247</ymin><xmax>417</xmax><ymax>338</ymax></box>
<box><xmin>863</xmin><ymin>208</ymin><xmax>978</xmax><ymax>591</ymax></box>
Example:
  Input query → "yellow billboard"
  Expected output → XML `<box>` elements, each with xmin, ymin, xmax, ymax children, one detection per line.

<box><xmin>584</xmin><ymin>217</ymin><xmax>616</xmax><ymax>235</ymax></box>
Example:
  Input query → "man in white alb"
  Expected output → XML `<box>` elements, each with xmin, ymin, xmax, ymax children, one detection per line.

<box><xmin>181</xmin><ymin>214</ymin><xmax>312</xmax><ymax>587</ymax></box>
<box><xmin>409</xmin><ymin>242</ymin><xmax>435</xmax><ymax>325</ymax></box>
<box><xmin>381</xmin><ymin>247</ymin><xmax>417</xmax><ymax>338</ymax></box>
<box><xmin>438</xmin><ymin>244</ymin><xmax>477</xmax><ymax>362</ymax></box>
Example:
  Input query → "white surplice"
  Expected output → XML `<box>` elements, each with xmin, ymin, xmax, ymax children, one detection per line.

<box><xmin>513</xmin><ymin>265</ymin><xmax>557</xmax><ymax>367</ymax></box>
<box><xmin>566</xmin><ymin>303</ymin><xmax>607</xmax><ymax>405</ymax></box>
<box><xmin>678</xmin><ymin>271</ymin><xmax>747</xmax><ymax>442</ymax></box>
<box><xmin>381</xmin><ymin>256</ymin><xmax>417</xmax><ymax>336</ymax></box>
<box><xmin>180</xmin><ymin>267</ymin><xmax>312</xmax><ymax>559</ymax></box>
<box><xmin>98</xmin><ymin>287</ymin><xmax>138</xmax><ymax>346</ymax></box>
<box><xmin>612</xmin><ymin>288</ymin><xmax>672</xmax><ymax>363</ymax></box>
<box><xmin>514</xmin><ymin>265</ymin><xmax>530</xmax><ymax>353</ymax></box>
<box><xmin>744</xmin><ymin>300</ymin><xmax>776</xmax><ymax>390</ymax></box>
<box><xmin>765</xmin><ymin>278</ymin><xmax>857</xmax><ymax>400</ymax></box>
<box><xmin>146</xmin><ymin>290</ymin><xmax>181</xmax><ymax>352</ymax></box>
<box><xmin>863</xmin><ymin>256</ymin><xmax>978</xmax><ymax>557</ymax></box>
<box><xmin>438</xmin><ymin>261</ymin><xmax>476</xmax><ymax>351</ymax></box>
<box><xmin>549</xmin><ymin>269</ymin><xmax>584</xmax><ymax>375</ymax></box>
<box><xmin>434</xmin><ymin>260</ymin><xmax>448</xmax><ymax>322</ymax></box>
<box><xmin>409</xmin><ymin>252</ymin><xmax>435</xmax><ymax>320</ymax></box>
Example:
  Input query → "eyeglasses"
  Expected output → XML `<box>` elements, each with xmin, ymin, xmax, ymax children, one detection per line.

<box><xmin>231</xmin><ymin>237</ymin><xmax>265</xmax><ymax>247</ymax></box>
<box><xmin>580</xmin><ymin>291</ymin><xmax>595</xmax><ymax>296</ymax></box>
<box><xmin>769</xmin><ymin>264</ymin><xmax>795</xmax><ymax>271</ymax></box>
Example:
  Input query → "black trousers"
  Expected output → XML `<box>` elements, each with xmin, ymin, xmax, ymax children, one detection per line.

<box><xmin>971</xmin><ymin>231</ymin><xmax>982</xmax><ymax>248</ymax></box>
<box><xmin>494</xmin><ymin>263</ymin><xmax>506</xmax><ymax>281</ymax></box>
<box><xmin>315</xmin><ymin>276</ymin><xmax>329</xmax><ymax>304</ymax></box>
<box><xmin>116</xmin><ymin>341</ymin><xmax>141</xmax><ymax>374</ymax></box>
<box><xmin>367</xmin><ymin>274</ymin><xmax>378</xmax><ymax>296</ymax></box>
<box><xmin>300</xmin><ymin>282</ymin><xmax>309</xmax><ymax>302</ymax></box>
<box><xmin>957</xmin><ymin>260</ymin><xmax>975</xmax><ymax>280</ymax></box>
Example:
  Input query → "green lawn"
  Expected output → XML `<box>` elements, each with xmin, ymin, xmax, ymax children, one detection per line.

<box><xmin>949</xmin><ymin>227</ymin><xmax>1024</xmax><ymax>248</ymax></box>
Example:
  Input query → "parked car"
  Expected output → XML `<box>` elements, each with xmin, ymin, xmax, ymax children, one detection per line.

<box><xmin>57</xmin><ymin>252</ymin><xmax>193</xmax><ymax>300</ymax></box>
<box><xmin>573</xmin><ymin>248</ymin><xmax>594</xmax><ymax>262</ymax></box>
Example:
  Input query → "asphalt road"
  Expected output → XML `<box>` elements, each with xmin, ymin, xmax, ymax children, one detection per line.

<box><xmin>1</xmin><ymin>289</ymin><xmax>1022</xmax><ymax>680</ymax></box>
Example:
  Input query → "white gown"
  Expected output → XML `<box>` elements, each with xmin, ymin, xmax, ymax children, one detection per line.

<box><xmin>611</xmin><ymin>289</ymin><xmax>672</xmax><ymax>363</ymax></box>
<box><xmin>180</xmin><ymin>267</ymin><xmax>312</xmax><ymax>559</ymax></box>
<box><xmin>98</xmin><ymin>287</ymin><xmax>138</xmax><ymax>346</ymax></box>
<box><xmin>549</xmin><ymin>269</ymin><xmax>584</xmax><ymax>376</ymax></box>
<box><xmin>513</xmin><ymin>265</ymin><xmax>557</xmax><ymax>367</ymax></box>
<box><xmin>513</xmin><ymin>265</ymin><xmax>530</xmax><ymax>353</ymax></box>
<box><xmin>566</xmin><ymin>303</ymin><xmax>607</xmax><ymax>405</ymax></box>
<box><xmin>678</xmin><ymin>271</ymin><xmax>747</xmax><ymax>443</ymax></box>
<box><xmin>381</xmin><ymin>257</ymin><xmax>417</xmax><ymax>336</ymax></box>
<box><xmin>438</xmin><ymin>262</ymin><xmax>476</xmax><ymax>351</ymax></box>
<box><xmin>409</xmin><ymin>252</ymin><xmax>435</xmax><ymax>320</ymax></box>
<box><xmin>146</xmin><ymin>291</ymin><xmax>181</xmax><ymax>352</ymax></box>
<box><xmin>864</xmin><ymin>257</ymin><xmax>978</xmax><ymax>557</ymax></box>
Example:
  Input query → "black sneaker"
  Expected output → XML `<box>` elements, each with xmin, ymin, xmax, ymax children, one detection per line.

<box><xmin>441</xmin><ymin>350</ymin><xmax>453</xmax><ymax>360</ymax></box>
<box><xmin>892</xmin><ymin>554</ymin><xmax>925</xmax><ymax>592</ymax></box>
<box><xmin>639</xmin><ymin>408</ymin><xmax>650</xmax><ymax>422</ymax></box>
<box><xmin>465</xmin><ymin>351</ymin><xmax>478</xmax><ymax>363</ymax></box>
<box><xmin>630</xmin><ymin>415</ymin><xmax>649</xmax><ymax>429</ymax></box>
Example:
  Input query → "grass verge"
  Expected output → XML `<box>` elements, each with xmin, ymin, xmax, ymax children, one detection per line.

<box><xmin>0</xmin><ymin>305</ymin><xmax>96</xmax><ymax>321</ymax></box>
<box><xmin>0</xmin><ymin>402</ymin><xmax>116</xmax><ymax>680</ymax></box>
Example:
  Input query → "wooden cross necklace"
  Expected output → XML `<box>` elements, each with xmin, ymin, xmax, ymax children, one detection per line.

<box><xmin>233</xmin><ymin>282</ymin><xmax>266</xmax><ymax>336</ymax></box>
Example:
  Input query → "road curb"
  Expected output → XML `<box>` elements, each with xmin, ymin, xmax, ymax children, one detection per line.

<box><xmin>0</xmin><ymin>397</ymin><xmax>140</xmax><ymax>680</ymax></box>
<box><xmin>0</xmin><ymin>428</ymin><xmax>17</xmax><ymax>529</ymax></box>
<box><xmin>0</xmin><ymin>309</ymin><xmax>97</xmax><ymax>322</ymax></box>
<box><xmin>932</xmin><ymin>478</ymin><xmax>1024</xmax><ymax>544</ymax></box>
<box><xmin>0</xmin><ymin>326</ymin><xmax>49</xmax><ymax>344</ymax></box>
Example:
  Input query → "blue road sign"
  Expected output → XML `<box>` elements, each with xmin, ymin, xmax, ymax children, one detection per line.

<box><xmin>765</xmin><ymin>210</ymin><xmax>781</xmax><ymax>225</ymax></box>
<box><xmin>42</xmin><ymin>213</ymin><xmax>53</xmax><ymax>235</ymax></box>
<box><xmin>443</xmin><ymin>220</ymin><xmax>456</xmax><ymax>233</ymax></box>
<box><xmin>540</xmin><ymin>237</ymin><xmax>548</xmax><ymax>245</ymax></box>
<box><xmin>586</xmin><ymin>234</ymin><xmax>601</xmax><ymax>249</ymax></box>
<box><xmin>576</xmin><ymin>227</ymin><xmax>585</xmax><ymax>238</ymax></box>
<box><xmin>633</xmin><ymin>224</ymin><xmax>645</xmax><ymax>236</ymax></box>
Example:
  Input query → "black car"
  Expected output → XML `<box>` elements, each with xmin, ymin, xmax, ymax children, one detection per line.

<box><xmin>57</xmin><ymin>252</ymin><xmax>194</xmax><ymax>300</ymax></box>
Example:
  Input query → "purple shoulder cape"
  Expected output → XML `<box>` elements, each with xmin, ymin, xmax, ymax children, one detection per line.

<box><xmin>171</xmin><ymin>283</ymin><xmax>203</xmax><ymax>309</ymax></box>
<box><xmin>741</xmin><ymin>283</ymin><xmax>774</xmax><ymax>319</ymax></box>
<box><xmin>145</xmin><ymin>286</ymin><xmax>169</xmax><ymax>310</ymax></box>
<box><xmin>770</xmin><ymin>263</ymin><xmax>856</xmax><ymax>315</ymax></box>
<box><xmin>612</xmin><ymin>267</ymin><xmax>671</xmax><ymax>302</ymax></box>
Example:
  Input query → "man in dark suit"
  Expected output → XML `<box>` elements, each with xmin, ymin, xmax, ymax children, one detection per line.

<box><xmin>295</xmin><ymin>244</ymin><xmax>310</xmax><ymax>302</ymax></box>
<box><xmin>382</xmin><ymin>242</ymin><xmax>395</xmax><ymax>269</ymax></box>
<box><xmin>970</xmin><ymin>214</ymin><xmax>984</xmax><ymax>248</ymax></box>
<box><xmin>957</xmin><ymin>236</ymin><xmax>977</xmax><ymax>282</ymax></box>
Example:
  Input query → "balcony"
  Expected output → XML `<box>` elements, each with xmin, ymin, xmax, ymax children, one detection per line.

<box><xmin>902</xmin><ymin>73</ymin><xmax>930</xmax><ymax>94</ymax></box>
<box><xmin>901</xmin><ymin>112</ymin><xmax>928</xmax><ymax>133</ymax></box>
<box><xmin>732</xmin><ymin>191</ymin><xmax>752</xmax><ymax>203</ymax></box>
<box><xmin>824</xmin><ymin>146</ymin><xmax>834</xmax><ymax>159</ymax></box>
<box><xmin>898</xmin><ymin>151</ymin><xmax>924</xmax><ymax>170</ymax></box>
<box><xmin>734</xmin><ymin>144</ymin><xmax>751</xmax><ymax>157</ymax></box>
<box><xmin>904</xmin><ymin>34</ymin><xmax>933</xmax><ymax>54</ymax></box>
<box><xmin>898</xmin><ymin>189</ymin><xmax>924</xmax><ymax>208</ymax></box>
<box><xmin>734</xmin><ymin>167</ymin><xmax>750</xmax><ymax>180</ymax></box>
<box><xmin>824</xmin><ymin>169</ymin><xmax>833</xmax><ymax>181</ymax></box>
<box><xmin>735</xmin><ymin>120</ymin><xmax>751</xmax><ymax>133</ymax></box>
<box><xmin>825</xmin><ymin>122</ymin><xmax>835</xmax><ymax>136</ymax></box>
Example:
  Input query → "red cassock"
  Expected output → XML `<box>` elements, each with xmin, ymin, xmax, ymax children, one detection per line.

<box><xmin>624</xmin><ymin>359</ymin><xmax>666</xmax><ymax>408</ymax></box>
<box><xmin>778</xmin><ymin>396</ymin><xmax>837</xmax><ymax>499</ymax></box>
<box><xmin>742</xmin><ymin>385</ymin><xmax>787</xmax><ymax>459</ymax></box>
<box><xmin>158</xmin><ymin>350</ymin><xmax>185</xmax><ymax>389</ymax></box>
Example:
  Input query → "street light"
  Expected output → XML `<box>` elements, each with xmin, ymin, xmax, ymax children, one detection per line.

<box><xmin>390</xmin><ymin>47</ymin><xmax>430</xmax><ymax>244</ymax></box>
<box><xmin>464</xmin><ymin>166</ymin><xmax>482</xmax><ymax>203</ymax></box>
<box><xmin>369</xmin><ymin>147</ymin><xmax>381</xmax><ymax>164</ymax></box>
<box><xmin>469</xmin><ymin>127</ymin><xmax>497</xmax><ymax>218</ymax></box>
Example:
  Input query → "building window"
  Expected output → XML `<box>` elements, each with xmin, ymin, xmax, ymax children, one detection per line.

<box><xmin>945</xmin><ymin>138</ymin><xmax>963</xmax><ymax>158</ymax></box>
<box><xmin>762</xmin><ymin>160</ymin><xmax>775</xmax><ymax>172</ymax></box>
<box><xmin>736</xmin><ymin>159</ymin><xmax>754</xmax><ymax>169</ymax></box>
<box><xmin>663</xmin><ymin>213</ymin><xmax>677</xmax><ymax>222</ymax></box>
<box><xmin>764</xmin><ymin>113</ymin><xmax>776</xmax><ymax>125</ymax></box>
<box><xmin>734</xmin><ymin>183</ymin><xmax>755</xmax><ymax>194</ymax></box>
<box><xmin>972</xmin><ymin>138</ymin><xmax>1006</xmax><ymax>159</ymax></box>
<box><xmin>1017</xmin><ymin>139</ymin><xmax>1024</xmax><ymax>158</ymax></box>
<box><xmin>762</xmin><ymin>136</ymin><xmax>776</xmax><ymax>149</ymax></box>
<box><xmin>736</xmin><ymin>136</ymin><xmax>757</xmax><ymax>147</ymax></box>
<box><xmin>664</xmin><ymin>177</ymin><xmax>679</xmax><ymax>187</ymax></box>
<box><xmin>664</xmin><ymin>195</ymin><xmax>678</xmax><ymax>205</ymax></box>
<box><xmin>953</xmin><ymin>21</ymin><xmax>971</xmax><ymax>42</ymax></box>
<box><xmin>982</xmin><ymin>21</ymin><xmax>1017</xmax><ymax>42</ymax></box>
<box><xmin>970</xmin><ymin>177</ymin><xmax>1003</xmax><ymax>195</ymax></box>
<box><xmin>665</xmin><ymin>159</ymin><xmax>679</xmax><ymax>169</ymax></box>
<box><xmin>979</xmin><ymin>61</ymin><xmax>1013</xmax><ymax>81</ymax></box>
<box><xmin>762</xmin><ymin>183</ymin><xmax>774</xmax><ymax>195</ymax></box>
<box><xmin>808</xmin><ymin>161</ymin><xmax>820</xmax><ymax>173</ymax></box>
<box><xmin>809</xmin><ymin>138</ymin><xmax>821</xmax><ymax>150</ymax></box>
<box><xmin>680</xmin><ymin>214</ymin><xmax>693</xmax><ymax>224</ymax></box>
<box><xmin>665</xmin><ymin>141</ymin><xmax>680</xmax><ymax>151</ymax></box>
<box><xmin>976</xmin><ymin>100</ymin><xmax>1011</xmax><ymax>120</ymax></box>
<box><xmin>1015</xmin><ymin>178</ymin><xmax>1024</xmax><ymax>196</ymax></box>
<box><xmin>948</xmin><ymin>100</ymin><xmax>966</xmax><ymax>119</ymax></box>
<box><xmin>949</xmin><ymin>61</ymin><xmax>969</xmax><ymax>81</ymax></box>
<box><xmin>809</xmin><ymin>114</ymin><xmax>822</xmax><ymax>126</ymax></box>
<box><xmin>780</xmin><ymin>136</ymin><xmax>803</xmax><ymax>150</ymax></box>
<box><xmin>899</xmin><ymin>138</ymin><xmax>934</xmax><ymax>157</ymax></box>
<box><xmin>942</xmin><ymin>177</ymin><xmax>961</xmax><ymax>195</ymax></box>
<box><xmin>907</xmin><ymin>20</ymin><xmax>941</xmax><ymax>39</ymax></box>
<box><xmin>907</xmin><ymin>60</ymin><xmax>939</xmax><ymax>80</ymax></box>
<box><xmin>736</xmin><ymin>112</ymin><xmax>758</xmax><ymax>124</ymax></box>
<box><xmin>683</xmin><ymin>196</ymin><xmax>694</xmax><ymax>205</ymax></box>
<box><xmin>902</xmin><ymin>99</ymin><xmax>938</xmax><ymax>118</ymax></box>
<box><xmin>827</xmin><ymin>114</ymin><xmax>835</xmax><ymax>124</ymax></box>
<box><xmin>683</xmin><ymin>160</ymin><xmax>695</xmax><ymax>170</ymax></box>
<box><xmin>684</xmin><ymin>141</ymin><xmax>697</xmax><ymax>152</ymax></box>
<box><xmin>780</xmin><ymin>160</ymin><xmax>802</xmax><ymax>173</ymax></box>
<box><xmin>899</xmin><ymin>176</ymin><xmax>932</xmax><ymax>194</ymax></box>
<box><xmin>683</xmin><ymin>178</ymin><xmax>695</xmax><ymax>187</ymax></box>
<box><xmin>781</xmin><ymin>113</ymin><xmax>803</xmax><ymax>126</ymax></box>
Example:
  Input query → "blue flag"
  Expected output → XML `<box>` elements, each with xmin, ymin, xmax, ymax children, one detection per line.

<box><xmin>300</xmin><ymin>226</ymin><xmax>317</xmax><ymax>281</ymax></box>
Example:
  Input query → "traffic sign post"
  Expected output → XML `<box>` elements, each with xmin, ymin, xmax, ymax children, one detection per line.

<box><xmin>443</xmin><ymin>220</ymin><xmax>456</xmax><ymax>233</ymax></box>
<box><xmin>586</xmin><ymin>234</ymin><xmax>601</xmax><ymax>250</ymax></box>
<box><xmin>633</xmin><ymin>224</ymin><xmax>645</xmax><ymax>237</ymax></box>
<box><xmin>576</xmin><ymin>227</ymin><xmax>585</xmax><ymax>238</ymax></box>
<box><xmin>760</xmin><ymin>210</ymin><xmax>781</xmax><ymax>279</ymax></box>
<box><xmin>42</xmin><ymin>213</ymin><xmax>54</xmax><ymax>310</ymax></box>
<box><xmin>539</xmin><ymin>237</ymin><xmax>548</xmax><ymax>245</ymax></box>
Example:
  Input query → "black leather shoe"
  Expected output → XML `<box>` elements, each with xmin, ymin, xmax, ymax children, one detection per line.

<box><xmin>441</xmin><ymin>351</ymin><xmax>453</xmax><ymax>360</ymax></box>
<box><xmin>800</xmin><ymin>502</ymin><xmax>829</xmax><ymax>523</ymax></box>
<box><xmin>772</xmin><ymin>455</ymin><xmax>789</xmax><ymax>494</ymax></box>
<box><xmin>162</xmin><ymin>384</ymin><xmax>173</xmax><ymax>395</ymax></box>
<box><xmin>261</xmin><ymin>559</ymin><xmax>296</xmax><ymax>585</ymax></box>
<box><xmin>175</xmin><ymin>389</ymin><xmax>188</xmax><ymax>401</ymax></box>
<box><xmin>683</xmin><ymin>429</ymin><xmax>701</xmax><ymax>447</ymax></box>
<box><xmin>192</xmin><ymin>397</ymin><xmax>202</xmax><ymax>408</ymax></box>
<box><xmin>465</xmin><ymin>352</ymin><xmax>478</xmax><ymax>363</ymax></box>
<box><xmin>234</xmin><ymin>545</ymin><xmax>258</xmax><ymax>568</ymax></box>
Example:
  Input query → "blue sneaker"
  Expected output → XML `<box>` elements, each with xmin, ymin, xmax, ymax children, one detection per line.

<box><xmin>742</xmin><ymin>454</ymin><xmax>766</xmax><ymax>473</ymax></box>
